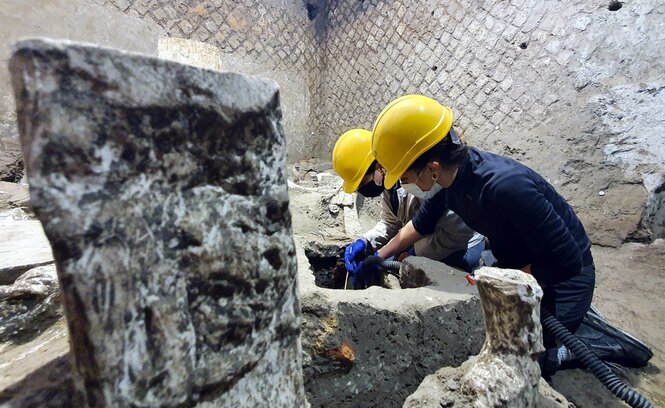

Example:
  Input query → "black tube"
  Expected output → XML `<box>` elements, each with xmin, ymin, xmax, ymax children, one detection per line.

<box><xmin>363</xmin><ymin>255</ymin><xmax>401</xmax><ymax>271</ymax></box>
<box><xmin>364</xmin><ymin>257</ymin><xmax>652</xmax><ymax>407</ymax></box>
<box><xmin>541</xmin><ymin>309</ymin><xmax>653</xmax><ymax>408</ymax></box>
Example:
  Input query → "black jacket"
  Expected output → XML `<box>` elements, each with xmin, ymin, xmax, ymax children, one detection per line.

<box><xmin>412</xmin><ymin>147</ymin><xmax>591</xmax><ymax>285</ymax></box>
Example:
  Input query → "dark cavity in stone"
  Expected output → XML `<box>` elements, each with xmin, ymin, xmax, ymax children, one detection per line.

<box><xmin>608</xmin><ymin>1</ymin><xmax>622</xmax><ymax>11</ymax></box>
<box><xmin>304</xmin><ymin>241</ymin><xmax>348</xmax><ymax>289</ymax></box>
<box><xmin>306</xmin><ymin>1</ymin><xmax>319</xmax><ymax>20</ymax></box>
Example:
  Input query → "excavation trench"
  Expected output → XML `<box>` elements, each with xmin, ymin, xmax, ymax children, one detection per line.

<box><xmin>303</xmin><ymin>241</ymin><xmax>431</xmax><ymax>290</ymax></box>
<box><xmin>303</xmin><ymin>242</ymin><xmax>348</xmax><ymax>289</ymax></box>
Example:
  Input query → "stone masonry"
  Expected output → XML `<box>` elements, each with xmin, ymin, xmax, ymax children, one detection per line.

<box><xmin>10</xmin><ymin>38</ymin><xmax>308</xmax><ymax>407</ymax></box>
<box><xmin>1</xmin><ymin>1</ymin><xmax>663</xmax><ymax>244</ymax></box>
<box><xmin>0</xmin><ymin>0</ymin><xmax>167</xmax><ymax>182</ymax></box>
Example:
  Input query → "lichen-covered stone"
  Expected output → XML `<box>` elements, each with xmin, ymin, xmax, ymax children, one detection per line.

<box><xmin>0</xmin><ymin>264</ymin><xmax>62</xmax><ymax>343</ymax></box>
<box><xmin>404</xmin><ymin>267</ymin><xmax>569</xmax><ymax>408</ymax></box>
<box><xmin>10</xmin><ymin>38</ymin><xmax>307</xmax><ymax>407</ymax></box>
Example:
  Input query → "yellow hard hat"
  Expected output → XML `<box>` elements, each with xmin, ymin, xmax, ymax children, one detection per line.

<box><xmin>372</xmin><ymin>95</ymin><xmax>454</xmax><ymax>189</ymax></box>
<box><xmin>332</xmin><ymin>129</ymin><xmax>375</xmax><ymax>194</ymax></box>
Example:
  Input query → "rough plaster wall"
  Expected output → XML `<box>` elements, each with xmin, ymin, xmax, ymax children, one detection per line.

<box><xmin>96</xmin><ymin>0</ymin><xmax>325</xmax><ymax>161</ymax></box>
<box><xmin>157</xmin><ymin>37</ymin><xmax>224</xmax><ymax>70</ymax></box>
<box><xmin>317</xmin><ymin>0</ymin><xmax>665</xmax><ymax>245</ymax></box>
<box><xmin>1</xmin><ymin>0</ymin><xmax>663</xmax><ymax>242</ymax></box>
<box><xmin>0</xmin><ymin>0</ymin><xmax>165</xmax><ymax>165</ymax></box>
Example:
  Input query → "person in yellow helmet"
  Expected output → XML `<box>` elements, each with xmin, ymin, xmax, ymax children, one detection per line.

<box><xmin>371</xmin><ymin>95</ymin><xmax>595</xmax><ymax>377</ymax></box>
<box><xmin>332</xmin><ymin>128</ymin><xmax>485</xmax><ymax>288</ymax></box>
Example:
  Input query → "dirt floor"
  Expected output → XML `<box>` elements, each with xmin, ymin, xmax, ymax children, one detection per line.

<box><xmin>552</xmin><ymin>241</ymin><xmax>665</xmax><ymax>407</ymax></box>
<box><xmin>0</xmin><ymin>177</ymin><xmax>663</xmax><ymax>407</ymax></box>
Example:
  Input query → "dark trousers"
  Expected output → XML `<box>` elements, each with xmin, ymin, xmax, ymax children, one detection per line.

<box><xmin>441</xmin><ymin>240</ymin><xmax>486</xmax><ymax>273</ymax></box>
<box><xmin>404</xmin><ymin>240</ymin><xmax>485</xmax><ymax>273</ymax></box>
<box><xmin>540</xmin><ymin>249</ymin><xmax>596</xmax><ymax>375</ymax></box>
<box><xmin>541</xmin><ymin>252</ymin><xmax>595</xmax><ymax>341</ymax></box>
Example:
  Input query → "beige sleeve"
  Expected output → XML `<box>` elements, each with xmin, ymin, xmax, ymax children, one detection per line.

<box><xmin>362</xmin><ymin>191</ymin><xmax>404</xmax><ymax>251</ymax></box>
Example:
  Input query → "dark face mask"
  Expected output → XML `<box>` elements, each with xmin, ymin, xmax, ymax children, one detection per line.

<box><xmin>357</xmin><ymin>181</ymin><xmax>384</xmax><ymax>198</ymax></box>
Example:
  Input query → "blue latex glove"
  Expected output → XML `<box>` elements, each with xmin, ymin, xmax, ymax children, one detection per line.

<box><xmin>351</xmin><ymin>253</ymin><xmax>380</xmax><ymax>289</ymax></box>
<box><xmin>344</xmin><ymin>239</ymin><xmax>367</xmax><ymax>272</ymax></box>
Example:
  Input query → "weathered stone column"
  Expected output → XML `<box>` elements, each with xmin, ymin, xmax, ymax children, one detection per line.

<box><xmin>10</xmin><ymin>38</ymin><xmax>308</xmax><ymax>407</ymax></box>
<box><xmin>404</xmin><ymin>267</ymin><xmax>569</xmax><ymax>408</ymax></box>
<box><xmin>463</xmin><ymin>268</ymin><xmax>545</xmax><ymax>406</ymax></box>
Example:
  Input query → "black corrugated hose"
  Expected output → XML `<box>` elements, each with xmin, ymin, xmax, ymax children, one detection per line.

<box><xmin>541</xmin><ymin>309</ymin><xmax>653</xmax><ymax>408</ymax></box>
<box><xmin>366</xmin><ymin>255</ymin><xmax>653</xmax><ymax>407</ymax></box>
<box><xmin>363</xmin><ymin>255</ymin><xmax>401</xmax><ymax>276</ymax></box>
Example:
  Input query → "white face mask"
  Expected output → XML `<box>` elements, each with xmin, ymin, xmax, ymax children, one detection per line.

<box><xmin>402</xmin><ymin>181</ymin><xmax>443</xmax><ymax>200</ymax></box>
<box><xmin>401</xmin><ymin>166</ymin><xmax>443</xmax><ymax>200</ymax></box>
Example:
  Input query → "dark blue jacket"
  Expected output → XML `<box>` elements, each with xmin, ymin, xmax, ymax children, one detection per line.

<box><xmin>412</xmin><ymin>147</ymin><xmax>591</xmax><ymax>285</ymax></box>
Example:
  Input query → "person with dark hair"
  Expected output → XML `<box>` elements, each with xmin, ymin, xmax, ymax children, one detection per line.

<box><xmin>371</xmin><ymin>95</ymin><xmax>595</xmax><ymax>376</ymax></box>
<box><xmin>331</xmin><ymin>128</ymin><xmax>485</xmax><ymax>288</ymax></box>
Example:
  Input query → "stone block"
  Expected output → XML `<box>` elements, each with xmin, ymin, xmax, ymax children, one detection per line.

<box><xmin>522</xmin><ymin>9</ymin><xmax>546</xmax><ymax>33</ymax></box>
<box><xmin>502</xmin><ymin>24</ymin><xmax>520</xmax><ymax>42</ymax></box>
<box><xmin>555</xmin><ymin>48</ymin><xmax>576</xmax><ymax>67</ymax></box>
<box><xmin>500</xmin><ymin>76</ymin><xmax>515</xmax><ymax>92</ymax></box>
<box><xmin>157</xmin><ymin>37</ymin><xmax>223</xmax><ymax>71</ymax></box>
<box><xmin>10</xmin><ymin>38</ymin><xmax>308</xmax><ymax>407</ymax></box>
<box><xmin>190</xmin><ymin>27</ymin><xmax>211</xmax><ymax>43</ymax></box>
<box><xmin>473</xmin><ymin>89</ymin><xmax>488</xmax><ymax>106</ymax></box>
<box><xmin>299</xmin><ymin>254</ymin><xmax>484</xmax><ymax>407</ymax></box>
<box><xmin>114</xmin><ymin>0</ymin><xmax>130</xmax><ymax>12</ymax></box>
<box><xmin>177</xmin><ymin>19</ymin><xmax>195</xmax><ymax>35</ymax></box>
<box><xmin>0</xmin><ymin>220</ymin><xmax>54</xmax><ymax>285</ymax></box>
<box><xmin>512</xmin><ymin>10</ymin><xmax>529</xmax><ymax>27</ymax></box>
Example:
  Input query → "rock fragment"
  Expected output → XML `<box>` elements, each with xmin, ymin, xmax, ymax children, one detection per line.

<box><xmin>404</xmin><ymin>267</ymin><xmax>570</xmax><ymax>408</ymax></box>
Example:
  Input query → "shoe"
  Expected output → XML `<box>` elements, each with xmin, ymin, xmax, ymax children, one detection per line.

<box><xmin>573</xmin><ymin>305</ymin><xmax>653</xmax><ymax>368</ymax></box>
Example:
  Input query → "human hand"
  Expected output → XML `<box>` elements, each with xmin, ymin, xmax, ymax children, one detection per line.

<box><xmin>344</xmin><ymin>239</ymin><xmax>367</xmax><ymax>272</ymax></box>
